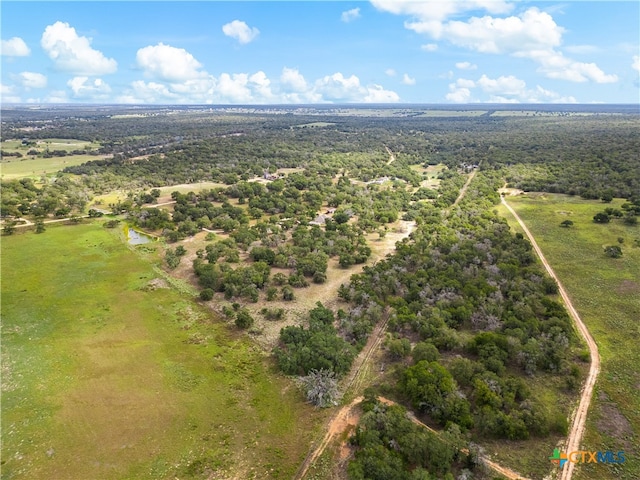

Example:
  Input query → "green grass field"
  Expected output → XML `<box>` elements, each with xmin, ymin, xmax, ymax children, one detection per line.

<box><xmin>1</xmin><ymin>139</ymin><xmax>104</xmax><ymax>179</ymax></box>
<box><xmin>497</xmin><ymin>193</ymin><xmax>639</xmax><ymax>480</ymax></box>
<box><xmin>1</xmin><ymin>224</ymin><xmax>320</xmax><ymax>480</ymax></box>
<box><xmin>1</xmin><ymin>154</ymin><xmax>105</xmax><ymax>179</ymax></box>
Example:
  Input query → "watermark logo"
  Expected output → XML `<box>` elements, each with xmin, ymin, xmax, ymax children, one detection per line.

<box><xmin>550</xmin><ymin>449</ymin><xmax>625</xmax><ymax>467</ymax></box>
<box><xmin>550</xmin><ymin>449</ymin><xmax>568</xmax><ymax>468</ymax></box>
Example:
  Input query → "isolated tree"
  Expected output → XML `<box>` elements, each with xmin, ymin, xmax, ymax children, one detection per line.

<box><xmin>35</xmin><ymin>219</ymin><xmax>46</xmax><ymax>234</ymax></box>
<box><xmin>593</xmin><ymin>212</ymin><xmax>610</xmax><ymax>223</ymax></box>
<box><xmin>298</xmin><ymin>369</ymin><xmax>340</xmax><ymax>408</ymax></box>
<box><xmin>560</xmin><ymin>219</ymin><xmax>574</xmax><ymax>228</ymax></box>
<box><xmin>199</xmin><ymin>288</ymin><xmax>214</xmax><ymax>301</ymax></box>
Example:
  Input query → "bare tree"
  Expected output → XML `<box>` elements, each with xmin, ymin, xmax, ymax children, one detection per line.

<box><xmin>298</xmin><ymin>369</ymin><xmax>340</xmax><ymax>408</ymax></box>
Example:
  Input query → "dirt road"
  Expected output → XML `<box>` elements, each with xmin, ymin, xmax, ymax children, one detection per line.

<box><xmin>297</xmin><ymin>394</ymin><xmax>529</xmax><ymax>480</ymax></box>
<box><xmin>501</xmin><ymin>196</ymin><xmax>601</xmax><ymax>480</ymax></box>
<box><xmin>453</xmin><ymin>170</ymin><xmax>476</xmax><ymax>209</ymax></box>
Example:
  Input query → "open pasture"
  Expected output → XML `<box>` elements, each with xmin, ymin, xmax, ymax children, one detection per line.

<box><xmin>498</xmin><ymin>193</ymin><xmax>639</xmax><ymax>480</ymax></box>
<box><xmin>1</xmin><ymin>154</ymin><xmax>104</xmax><ymax>179</ymax></box>
<box><xmin>1</xmin><ymin>138</ymin><xmax>103</xmax><ymax>179</ymax></box>
<box><xmin>1</xmin><ymin>224</ymin><xmax>319</xmax><ymax>480</ymax></box>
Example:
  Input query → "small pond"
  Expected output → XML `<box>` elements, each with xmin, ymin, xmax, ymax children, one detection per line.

<box><xmin>126</xmin><ymin>228</ymin><xmax>154</xmax><ymax>245</ymax></box>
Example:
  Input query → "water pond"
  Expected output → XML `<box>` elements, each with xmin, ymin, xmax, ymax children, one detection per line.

<box><xmin>126</xmin><ymin>227</ymin><xmax>155</xmax><ymax>245</ymax></box>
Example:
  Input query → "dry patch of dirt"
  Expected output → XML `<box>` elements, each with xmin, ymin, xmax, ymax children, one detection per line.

<box><xmin>142</xmin><ymin>278</ymin><xmax>170</xmax><ymax>290</ymax></box>
<box><xmin>156</xmin><ymin>215</ymin><xmax>415</xmax><ymax>352</ymax></box>
<box><xmin>596</xmin><ymin>401</ymin><xmax>634</xmax><ymax>450</ymax></box>
<box><xmin>615</xmin><ymin>279</ymin><xmax>639</xmax><ymax>295</ymax></box>
<box><xmin>498</xmin><ymin>187</ymin><xmax>524</xmax><ymax>196</ymax></box>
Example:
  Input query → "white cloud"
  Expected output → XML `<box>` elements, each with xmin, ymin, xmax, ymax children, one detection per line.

<box><xmin>314</xmin><ymin>72</ymin><xmax>398</xmax><ymax>103</ymax></box>
<box><xmin>280</xmin><ymin>67</ymin><xmax>308</xmax><ymax>92</ymax></box>
<box><xmin>216</xmin><ymin>73</ymin><xmax>252</xmax><ymax>102</ymax></box>
<box><xmin>375</xmin><ymin>4</ymin><xmax>617</xmax><ymax>84</ymax></box>
<box><xmin>477</xmin><ymin>74</ymin><xmax>525</xmax><ymax>95</ymax></box>
<box><xmin>421</xmin><ymin>43</ymin><xmax>438</xmax><ymax>52</ymax></box>
<box><xmin>364</xmin><ymin>84</ymin><xmax>400</xmax><ymax>103</ymax></box>
<box><xmin>249</xmin><ymin>71</ymin><xmax>275</xmax><ymax>101</ymax></box>
<box><xmin>279</xmin><ymin>68</ymin><xmax>323</xmax><ymax>103</ymax></box>
<box><xmin>402</xmin><ymin>73</ymin><xmax>416</xmax><ymax>85</ymax></box>
<box><xmin>455</xmin><ymin>61</ymin><xmax>477</xmax><ymax>70</ymax></box>
<box><xmin>314</xmin><ymin>73</ymin><xmax>364</xmax><ymax>101</ymax></box>
<box><xmin>1</xmin><ymin>37</ymin><xmax>30</xmax><ymax>56</ymax></box>
<box><xmin>341</xmin><ymin>8</ymin><xmax>361</xmax><ymax>23</ymax></box>
<box><xmin>136</xmin><ymin>43</ymin><xmax>206</xmax><ymax>82</ymax></box>
<box><xmin>120</xmin><ymin>80</ymin><xmax>181</xmax><ymax>104</ymax></box>
<box><xmin>431</xmin><ymin>8</ymin><xmax>564</xmax><ymax>54</ymax></box>
<box><xmin>371</xmin><ymin>1</ymin><xmax>513</xmax><ymax>22</ymax></box>
<box><xmin>222</xmin><ymin>20</ymin><xmax>259</xmax><ymax>45</ymax></box>
<box><xmin>41</xmin><ymin>21</ymin><xmax>117</xmax><ymax>75</ymax></box>
<box><xmin>447</xmin><ymin>73</ymin><xmax>577</xmax><ymax>103</ymax></box>
<box><xmin>385</xmin><ymin>68</ymin><xmax>397</xmax><ymax>77</ymax></box>
<box><xmin>117</xmin><ymin>66</ymin><xmax>398</xmax><ymax>105</ymax></box>
<box><xmin>446</xmin><ymin>85</ymin><xmax>472</xmax><ymax>103</ymax></box>
<box><xmin>169</xmin><ymin>78</ymin><xmax>216</xmax><ymax>97</ymax></box>
<box><xmin>631</xmin><ymin>55</ymin><xmax>640</xmax><ymax>72</ymax></box>
<box><xmin>525</xmin><ymin>50</ymin><xmax>618</xmax><ymax>83</ymax></box>
<box><xmin>16</xmin><ymin>72</ymin><xmax>47</xmax><ymax>89</ymax></box>
<box><xmin>68</xmin><ymin>77</ymin><xmax>111</xmax><ymax>99</ymax></box>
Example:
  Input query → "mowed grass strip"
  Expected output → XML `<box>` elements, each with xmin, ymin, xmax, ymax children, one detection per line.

<box><xmin>498</xmin><ymin>193</ymin><xmax>639</xmax><ymax>480</ymax></box>
<box><xmin>1</xmin><ymin>224</ymin><xmax>319</xmax><ymax>480</ymax></box>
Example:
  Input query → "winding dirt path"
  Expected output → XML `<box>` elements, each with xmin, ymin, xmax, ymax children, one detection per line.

<box><xmin>384</xmin><ymin>145</ymin><xmax>395</xmax><ymax>165</ymax></box>
<box><xmin>297</xmin><ymin>395</ymin><xmax>529</xmax><ymax>480</ymax></box>
<box><xmin>501</xmin><ymin>196</ymin><xmax>601</xmax><ymax>480</ymax></box>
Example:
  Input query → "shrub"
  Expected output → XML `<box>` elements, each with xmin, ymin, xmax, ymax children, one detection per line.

<box><xmin>199</xmin><ymin>288</ymin><xmax>214</xmax><ymax>301</ymax></box>
<box><xmin>235</xmin><ymin>308</ymin><xmax>254</xmax><ymax>329</ymax></box>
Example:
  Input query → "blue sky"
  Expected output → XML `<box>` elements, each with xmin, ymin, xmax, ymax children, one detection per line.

<box><xmin>1</xmin><ymin>1</ymin><xmax>638</xmax><ymax>104</ymax></box>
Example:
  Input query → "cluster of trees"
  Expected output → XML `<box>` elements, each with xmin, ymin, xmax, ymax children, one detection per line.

<box><xmin>1</xmin><ymin>177</ymin><xmax>90</xmax><ymax>220</ymax></box>
<box><xmin>274</xmin><ymin>303</ymin><xmax>355</xmax><ymax>376</ymax></box>
<box><xmin>193</xmin><ymin>259</ymin><xmax>271</xmax><ymax>302</ymax></box>
<box><xmin>348</xmin><ymin>395</ymin><xmax>474</xmax><ymax>480</ymax></box>
<box><xmin>593</xmin><ymin>201</ymin><xmax>639</xmax><ymax>226</ymax></box>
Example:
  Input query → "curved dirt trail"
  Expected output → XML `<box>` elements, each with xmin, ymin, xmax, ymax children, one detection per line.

<box><xmin>501</xmin><ymin>196</ymin><xmax>600</xmax><ymax>480</ymax></box>
<box><xmin>297</xmin><ymin>395</ymin><xmax>529</xmax><ymax>480</ymax></box>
